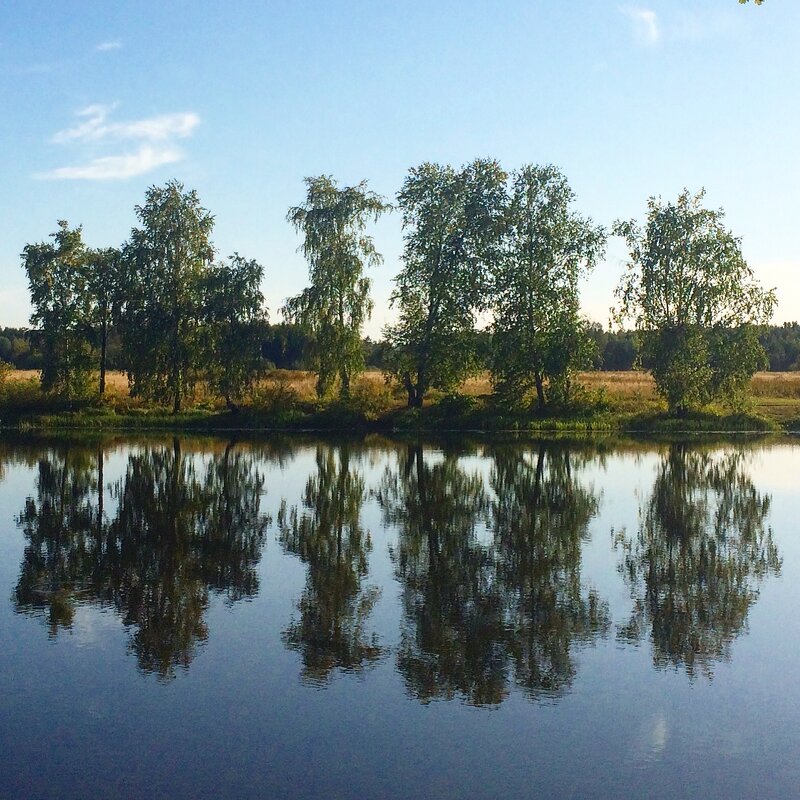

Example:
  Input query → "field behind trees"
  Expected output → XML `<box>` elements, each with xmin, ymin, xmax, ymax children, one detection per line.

<box><xmin>4</xmin><ymin>367</ymin><xmax>800</xmax><ymax>428</ymax></box>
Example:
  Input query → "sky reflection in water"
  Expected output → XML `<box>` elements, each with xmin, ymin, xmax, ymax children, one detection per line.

<box><xmin>1</xmin><ymin>434</ymin><xmax>798</xmax><ymax>800</ymax></box>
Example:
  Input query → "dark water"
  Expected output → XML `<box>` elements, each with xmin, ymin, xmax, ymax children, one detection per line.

<box><xmin>1</xmin><ymin>433</ymin><xmax>798</xmax><ymax>799</ymax></box>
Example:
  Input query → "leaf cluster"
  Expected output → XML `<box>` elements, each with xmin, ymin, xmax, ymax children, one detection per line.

<box><xmin>614</xmin><ymin>189</ymin><xmax>775</xmax><ymax>414</ymax></box>
<box><xmin>283</xmin><ymin>176</ymin><xmax>389</xmax><ymax>398</ymax></box>
<box><xmin>383</xmin><ymin>159</ymin><xmax>507</xmax><ymax>406</ymax></box>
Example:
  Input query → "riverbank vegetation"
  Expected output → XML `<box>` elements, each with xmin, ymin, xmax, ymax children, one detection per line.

<box><xmin>1</xmin><ymin>367</ymin><xmax>797</xmax><ymax>432</ymax></box>
<box><xmin>5</xmin><ymin>160</ymin><xmax>791</xmax><ymax>432</ymax></box>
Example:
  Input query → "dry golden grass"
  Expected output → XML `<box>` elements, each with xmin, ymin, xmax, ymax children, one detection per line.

<box><xmin>6</xmin><ymin>368</ymin><xmax>800</xmax><ymax>422</ymax></box>
<box><xmin>6</xmin><ymin>369</ymin><xmax>131</xmax><ymax>390</ymax></box>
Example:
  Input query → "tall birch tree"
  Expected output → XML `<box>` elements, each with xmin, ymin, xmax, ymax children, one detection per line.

<box><xmin>121</xmin><ymin>181</ymin><xmax>215</xmax><ymax>412</ymax></box>
<box><xmin>383</xmin><ymin>159</ymin><xmax>506</xmax><ymax>408</ymax></box>
<box><xmin>614</xmin><ymin>190</ymin><xmax>775</xmax><ymax>414</ymax></box>
<box><xmin>491</xmin><ymin>165</ymin><xmax>606</xmax><ymax>410</ymax></box>
<box><xmin>283</xmin><ymin>176</ymin><xmax>389</xmax><ymax>399</ymax></box>
<box><xmin>22</xmin><ymin>221</ymin><xmax>93</xmax><ymax>397</ymax></box>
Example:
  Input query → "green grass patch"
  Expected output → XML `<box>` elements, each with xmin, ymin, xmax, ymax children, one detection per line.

<box><xmin>0</xmin><ymin>378</ymin><xmax>791</xmax><ymax>435</ymax></box>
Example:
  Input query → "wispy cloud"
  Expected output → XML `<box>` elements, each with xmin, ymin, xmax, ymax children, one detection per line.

<box><xmin>38</xmin><ymin>146</ymin><xmax>183</xmax><ymax>181</ymax></box>
<box><xmin>96</xmin><ymin>40</ymin><xmax>122</xmax><ymax>52</ymax></box>
<box><xmin>619</xmin><ymin>6</ymin><xmax>660</xmax><ymax>46</ymax></box>
<box><xmin>40</xmin><ymin>104</ymin><xmax>200</xmax><ymax>181</ymax></box>
<box><xmin>52</xmin><ymin>105</ymin><xmax>200</xmax><ymax>144</ymax></box>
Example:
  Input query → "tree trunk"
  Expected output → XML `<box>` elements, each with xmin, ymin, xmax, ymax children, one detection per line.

<box><xmin>97</xmin><ymin>445</ymin><xmax>104</xmax><ymax>527</ymax></box>
<box><xmin>170</xmin><ymin>438</ymin><xmax>181</xmax><ymax>537</ymax></box>
<box><xmin>534</xmin><ymin>372</ymin><xmax>546</xmax><ymax>411</ymax></box>
<box><xmin>99</xmin><ymin>318</ymin><xmax>107</xmax><ymax>397</ymax></box>
<box><xmin>403</xmin><ymin>372</ymin><xmax>424</xmax><ymax>408</ymax></box>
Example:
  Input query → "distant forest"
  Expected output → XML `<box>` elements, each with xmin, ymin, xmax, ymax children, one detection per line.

<box><xmin>4</xmin><ymin>321</ymin><xmax>800</xmax><ymax>374</ymax></box>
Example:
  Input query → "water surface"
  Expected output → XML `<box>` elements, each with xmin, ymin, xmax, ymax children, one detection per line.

<box><xmin>1</xmin><ymin>433</ymin><xmax>798</xmax><ymax>799</ymax></box>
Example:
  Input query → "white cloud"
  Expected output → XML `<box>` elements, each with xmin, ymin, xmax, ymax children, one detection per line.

<box><xmin>41</xmin><ymin>104</ymin><xmax>200</xmax><ymax>181</ymax></box>
<box><xmin>52</xmin><ymin>105</ymin><xmax>200</xmax><ymax>144</ymax></box>
<box><xmin>620</xmin><ymin>6</ymin><xmax>660</xmax><ymax>46</ymax></box>
<box><xmin>96</xmin><ymin>40</ymin><xmax>122</xmax><ymax>52</ymax></box>
<box><xmin>37</xmin><ymin>145</ymin><xmax>184</xmax><ymax>181</ymax></box>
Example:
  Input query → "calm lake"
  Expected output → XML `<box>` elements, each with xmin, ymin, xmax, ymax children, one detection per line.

<box><xmin>1</xmin><ymin>433</ymin><xmax>798</xmax><ymax>799</ymax></box>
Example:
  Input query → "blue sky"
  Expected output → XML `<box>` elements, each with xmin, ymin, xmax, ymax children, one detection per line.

<box><xmin>1</xmin><ymin>0</ymin><xmax>796</xmax><ymax>336</ymax></box>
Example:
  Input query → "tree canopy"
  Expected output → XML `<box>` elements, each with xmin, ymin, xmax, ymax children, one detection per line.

<box><xmin>384</xmin><ymin>159</ymin><xmax>507</xmax><ymax>408</ymax></box>
<box><xmin>491</xmin><ymin>165</ymin><xmax>606</xmax><ymax>409</ymax></box>
<box><xmin>201</xmin><ymin>253</ymin><xmax>269</xmax><ymax>409</ymax></box>
<box><xmin>121</xmin><ymin>180</ymin><xmax>215</xmax><ymax>412</ymax></box>
<box><xmin>22</xmin><ymin>221</ymin><xmax>93</xmax><ymax>398</ymax></box>
<box><xmin>15</xmin><ymin>168</ymin><xmax>795</xmax><ymax>421</ymax></box>
<box><xmin>614</xmin><ymin>189</ymin><xmax>775</xmax><ymax>414</ymax></box>
<box><xmin>283</xmin><ymin>176</ymin><xmax>389</xmax><ymax>398</ymax></box>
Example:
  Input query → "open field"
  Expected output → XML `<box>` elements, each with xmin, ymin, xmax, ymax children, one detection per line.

<box><xmin>4</xmin><ymin>368</ymin><xmax>800</xmax><ymax>429</ymax></box>
<box><xmin>7</xmin><ymin>367</ymin><xmax>800</xmax><ymax>401</ymax></box>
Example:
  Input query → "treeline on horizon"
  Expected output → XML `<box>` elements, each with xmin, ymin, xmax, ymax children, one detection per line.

<box><xmin>5</xmin><ymin>322</ymin><xmax>800</xmax><ymax>374</ymax></box>
<box><xmin>10</xmin><ymin>160</ymin><xmax>779</xmax><ymax>417</ymax></box>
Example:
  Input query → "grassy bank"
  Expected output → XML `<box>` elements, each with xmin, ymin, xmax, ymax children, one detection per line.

<box><xmin>0</xmin><ymin>368</ymin><xmax>797</xmax><ymax>434</ymax></box>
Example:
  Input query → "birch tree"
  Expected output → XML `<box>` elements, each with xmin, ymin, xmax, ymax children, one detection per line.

<box><xmin>121</xmin><ymin>181</ymin><xmax>215</xmax><ymax>412</ymax></box>
<box><xmin>383</xmin><ymin>159</ymin><xmax>506</xmax><ymax>408</ymax></box>
<box><xmin>283</xmin><ymin>176</ymin><xmax>389</xmax><ymax>399</ymax></box>
<box><xmin>491</xmin><ymin>165</ymin><xmax>605</xmax><ymax>410</ymax></box>
<box><xmin>202</xmin><ymin>253</ymin><xmax>269</xmax><ymax>410</ymax></box>
<box><xmin>22</xmin><ymin>221</ymin><xmax>93</xmax><ymax>397</ymax></box>
<box><xmin>614</xmin><ymin>190</ymin><xmax>775</xmax><ymax>414</ymax></box>
<box><xmin>85</xmin><ymin>246</ymin><xmax>122</xmax><ymax>397</ymax></box>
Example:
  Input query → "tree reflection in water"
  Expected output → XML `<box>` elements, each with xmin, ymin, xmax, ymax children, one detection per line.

<box><xmin>491</xmin><ymin>444</ymin><xmax>610</xmax><ymax>700</ymax></box>
<box><xmin>12</xmin><ymin>437</ymin><xmax>781</xmax><ymax>693</ymax></box>
<box><xmin>377</xmin><ymin>442</ymin><xmax>608</xmax><ymax>706</ymax></box>
<box><xmin>15</xmin><ymin>443</ymin><xmax>99</xmax><ymax>634</ymax></box>
<box><xmin>278</xmin><ymin>445</ymin><xmax>385</xmax><ymax>684</ymax></box>
<box><xmin>14</xmin><ymin>438</ymin><xmax>272</xmax><ymax>680</ymax></box>
<box><xmin>615</xmin><ymin>444</ymin><xmax>781</xmax><ymax>678</ymax></box>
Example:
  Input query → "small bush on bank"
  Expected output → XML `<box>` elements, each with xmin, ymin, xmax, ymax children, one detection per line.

<box><xmin>253</xmin><ymin>377</ymin><xmax>299</xmax><ymax>415</ymax></box>
<box><xmin>624</xmin><ymin>410</ymin><xmax>778</xmax><ymax>433</ymax></box>
<box><xmin>348</xmin><ymin>378</ymin><xmax>396</xmax><ymax>420</ymax></box>
<box><xmin>433</xmin><ymin>393</ymin><xmax>478</xmax><ymax>419</ymax></box>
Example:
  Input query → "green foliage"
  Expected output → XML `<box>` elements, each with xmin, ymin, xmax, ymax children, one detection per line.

<box><xmin>201</xmin><ymin>253</ymin><xmax>269</xmax><ymax>408</ymax></box>
<box><xmin>121</xmin><ymin>181</ymin><xmax>215</xmax><ymax>412</ymax></box>
<box><xmin>614</xmin><ymin>189</ymin><xmax>775</xmax><ymax>415</ymax></box>
<box><xmin>615</xmin><ymin>445</ymin><xmax>779</xmax><ymax>677</ymax></box>
<box><xmin>84</xmin><ymin>246</ymin><xmax>123</xmax><ymax>395</ymax></box>
<box><xmin>0</xmin><ymin>328</ymin><xmax>41</xmax><ymax>369</ymax></box>
<box><xmin>262</xmin><ymin>323</ymin><xmax>313</xmax><ymax>369</ymax></box>
<box><xmin>283</xmin><ymin>176</ymin><xmax>389</xmax><ymax>399</ymax></box>
<box><xmin>253</xmin><ymin>375</ymin><xmax>300</xmax><ymax>416</ymax></box>
<box><xmin>586</xmin><ymin>323</ymin><xmax>637</xmax><ymax>370</ymax></box>
<box><xmin>22</xmin><ymin>221</ymin><xmax>94</xmax><ymax>398</ymax></box>
<box><xmin>346</xmin><ymin>377</ymin><xmax>395</xmax><ymax>420</ymax></box>
<box><xmin>384</xmin><ymin>159</ymin><xmax>507</xmax><ymax>407</ymax></box>
<box><xmin>759</xmin><ymin>322</ymin><xmax>800</xmax><ymax>371</ymax></box>
<box><xmin>491</xmin><ymin>165</ymin><xmax>606</xmax><ymax>410</ymax></box>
